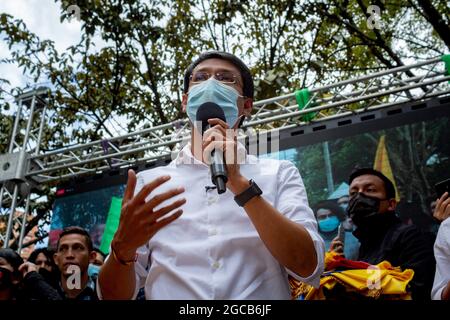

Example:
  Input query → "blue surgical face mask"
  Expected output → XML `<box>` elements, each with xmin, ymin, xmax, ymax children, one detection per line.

<box><xmin>186</xmin><ymin>78</ymin><xmax>242</xmax><ymax>128</ymax></box>
<box><xmin>88</xmin><ymin>264</ymin><xmax>100</xmax><ymax>278</ymax></box>
<box><xmin>318</xmin><ymin>216</ymin><xmax>340</xmax><ymax>233</ymax></box>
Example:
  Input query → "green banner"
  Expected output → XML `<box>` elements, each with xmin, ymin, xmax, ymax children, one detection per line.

<box><xmin>99</xmin><ymin>196</ymin><xmax>123</xmax><ymax>254</ymax></box>
<box><xmin>441</xmin><ymin>54</ymin><xmax>450</xmax><ymax>83</ymax></box>
<box><xmin>441</xmin><ymin>54</ymin><xmax>450</xmax><ymax>75</ymax></box>
<box><xmin>295</xmin><ymin>88</ymin><xmax>316</xmax><ymax>122</ymax></box>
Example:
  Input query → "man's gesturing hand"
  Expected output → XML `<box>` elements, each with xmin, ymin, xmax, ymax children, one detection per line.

<box><xmin>112</xmin><ymin>169</ymin><xmax>186</xmax><ymax>262</ymax></box>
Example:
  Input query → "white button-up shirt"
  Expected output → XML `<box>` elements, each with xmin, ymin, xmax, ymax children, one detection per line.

<box><xmin>126</xmin><ymin>143</ymin><xmax>324</xmax><ymax>299</ymax></box>
<box><xmin>432</xmin><ymin>218</ymin><xmax>450</xmax><ymax>300</ymax></box>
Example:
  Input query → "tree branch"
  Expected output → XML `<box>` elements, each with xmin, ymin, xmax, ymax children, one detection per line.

<box><xmin>412</xmin><ymin>0</ymin><xmax>450</xmax><ymax>49</ymax></box>
<box><xmin>201</xmin><ymin>0</ymin><xmax>220</xmax><ymax>50</ymax></box>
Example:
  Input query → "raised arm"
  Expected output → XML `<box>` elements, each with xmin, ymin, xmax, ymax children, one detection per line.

<box><xmin>98</xmin><ymin>170</ymin><xmax>185</xmax><ymax>299</ymax></box>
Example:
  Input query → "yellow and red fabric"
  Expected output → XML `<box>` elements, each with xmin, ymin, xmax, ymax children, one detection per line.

<box><xmin>290</xmin><ymin>251</ymin><xmax>414</xmax><ymax>300</ymax></box>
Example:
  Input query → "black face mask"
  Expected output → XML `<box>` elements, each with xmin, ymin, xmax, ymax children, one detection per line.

<box><xmin>0</xmin><ymin>267</ymin><xmax>13</xmax><ymax>290</ymax></box>
<box><xmin>346</xmin><ymin>193</ymin><xmax>385</xmax><ymax>227</ymax></box>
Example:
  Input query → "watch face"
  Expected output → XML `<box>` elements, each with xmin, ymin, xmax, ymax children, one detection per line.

<box><xmin>250</xmin><ymin>180</ymin><xmax>262</xmax><ymax>195</ymax></box>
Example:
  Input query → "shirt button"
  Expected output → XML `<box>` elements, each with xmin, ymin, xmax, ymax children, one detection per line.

<box><xmin>212</xmin><ymin>261</ymin><xmax>220</xmax><ymax>269</ymax></box>
<box><xmin>207</xmin><ymin>196</ymin><xmax>218</xmax><ymax>205</ymax></box>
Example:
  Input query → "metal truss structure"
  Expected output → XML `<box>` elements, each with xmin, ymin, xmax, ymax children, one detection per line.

<box><xmin>1</xmin><ymin>56</ymin><xmax>449</xmax><ymax>249</ymax></box>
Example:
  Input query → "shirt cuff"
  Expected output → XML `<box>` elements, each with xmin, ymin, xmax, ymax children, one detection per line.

<box><xmin>285</xmin><ymin>229</ymin><xmax>325</xmax><ymax>288</ymax></box>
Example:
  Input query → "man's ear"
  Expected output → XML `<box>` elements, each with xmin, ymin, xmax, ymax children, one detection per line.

<box><xmin>181</xmin><ymin>93</ymin><xmax>188</xmax><ymax>113</ymax></box>
<box><xmin>243</xmin><ymin>98</ymin><xmax>253</xmax><ymax>117</ymax></box>
<box><xmin>89</xmin><ymin>251</ymin><xmax>97</xmax><ymax>264</ymax></box>
<box><xmin>388</xmin><ymin>199</ymin><xmax>397</xmax><ymax>211</ymax></box>
<box><xmin>53</xmin><ymin>252</ymin><xmax>59</xmax><ymax>266</ymax></box>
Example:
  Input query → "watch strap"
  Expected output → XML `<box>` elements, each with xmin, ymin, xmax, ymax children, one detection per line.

<box><xmin>234</xmin><ymin>179</ymin><xmax>263</xmax><ymax>207</ymax></box>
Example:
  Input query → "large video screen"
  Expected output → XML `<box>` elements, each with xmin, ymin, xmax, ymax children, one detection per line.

<box><xmin>49</xmin><ymin>184</ymin><xmax>126</xmax><ymax>252</ymax></box>
<box><xmin>49</xmin><ymin>112</ymin><xmax>450</xmax><ymax>255</ymax></box>
<box><xmin>265</xmin><ymin>116</ymin><xmax>449</xmax><ymax>225</ymax></box>
<box><xmin>261</xmin><ymin>116</ymin><xmax>449</xmax><ymax>257</ymax></box>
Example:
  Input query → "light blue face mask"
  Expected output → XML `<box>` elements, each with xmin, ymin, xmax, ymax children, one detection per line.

<box><xmin>318</xmin><ymin>216</ymin><xmax>340</xmax><ymax>233</ymax></box>
<box><xmin>186</xmin><ymin>78</ymin><xmax>242</xmax><ymax>128</ymax></box>
<box><xmin>88</xmin><ymin>264</ymin><xmax>100</xmax><ymax>278</ymax></box>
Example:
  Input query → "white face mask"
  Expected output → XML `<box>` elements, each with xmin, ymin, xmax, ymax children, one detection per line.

<box><xmin>186</xmin><ymin>78</ymin><xmax>242</xmax><ymax>128</ymax></box>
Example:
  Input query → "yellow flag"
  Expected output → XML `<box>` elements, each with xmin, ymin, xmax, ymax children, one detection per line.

<box><xmin>374</xmin><ymin>135</ymin><xmax>400</xmax><ymax>202</ymax></box>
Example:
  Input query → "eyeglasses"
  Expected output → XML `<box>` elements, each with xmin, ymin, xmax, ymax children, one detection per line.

<box><xmin>190</xmin><ymin>71</ymin><xmax>241</xmax><ymax>85</ymax></box>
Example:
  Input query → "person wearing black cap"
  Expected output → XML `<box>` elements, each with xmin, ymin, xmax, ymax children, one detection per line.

<box><xmin>345</xmin><ymin>167</ymin><xmax>436</xmax><ymax>300</ymax></box>
<box><xmin>0</xmin><ymin>248</ymin><xmax>24</xmax><ymax>300</ymax></box>
<box><xmin>0</xmin><ymin>248</ymin><xmax>61</xmax><ymax>300</ymax></box>
<box><xmin>98</xmin><ymin>51</ymin><xmax>324</xmax><ymax>299</ymax></box>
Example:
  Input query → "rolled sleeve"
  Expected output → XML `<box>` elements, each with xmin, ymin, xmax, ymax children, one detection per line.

<box><xmin>275</xmin><ymin>160</ymin><xmax>325</xmax><ymax>288</ymax></box>
<box><xmin>285</xmin><ymin>229</ymin><xmax>325</xmax><ymax>288</ymax></box>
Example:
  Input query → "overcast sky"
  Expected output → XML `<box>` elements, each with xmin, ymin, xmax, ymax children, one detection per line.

<box><xmin>0</xmin><ymin>0</ymin><xmax>84</xmax><ymax>102</ymax></box>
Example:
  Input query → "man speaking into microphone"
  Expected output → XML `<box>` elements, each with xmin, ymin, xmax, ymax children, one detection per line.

<box><xmin>98</xmin><ymin>51</ymin><xmax>324</xmax><ymax>299</ymax></box>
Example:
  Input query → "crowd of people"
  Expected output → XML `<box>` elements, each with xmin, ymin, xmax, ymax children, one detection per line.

<box><xmin>310</xmin><ymin>168</ymin><xmax>447</xmax><ymax>300</ymax></box>
<box><xmin>0</xmin><ymin>227</ymin><xmax>104</xmax><ymax>300</ymax></box>
<box><xmin>1</xmin><ymin>168</ymin><xmax>448</xmax><ymax>300</ymax></box>
<box><xmin>1</xmin><ymin>51</ymin><xmax>449</xmax><ymax>301</ymax></box>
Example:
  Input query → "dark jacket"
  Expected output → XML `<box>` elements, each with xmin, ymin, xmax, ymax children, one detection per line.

<box><xmin>354</xmin><ymin>213</ymin><xmax>436</xmax><ymax>300</ymax></box>
<box><xmin>56</xmin><ymin>280</ymin><xmax>98</xmax><ymax>300</ymax></box>
<box><xmin>21</xmin><ymin>271</ymin><xmax>62</xmax><ymax>300</ymax></box>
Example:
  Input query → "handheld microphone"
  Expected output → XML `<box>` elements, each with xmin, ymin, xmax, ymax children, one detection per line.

<box><xmin>196</xmin><ymin>102</ymin><xmax>228</xmax><ymax>194</ymax></box>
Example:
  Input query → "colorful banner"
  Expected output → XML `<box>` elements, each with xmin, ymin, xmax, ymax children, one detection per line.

<box><xmin>373</xmin><ymin>135</ymin><xmax>401</xmax><ymax>202</ymax></box>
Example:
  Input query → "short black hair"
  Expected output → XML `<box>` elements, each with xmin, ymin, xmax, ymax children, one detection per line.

<box><xmin>56</xmin><ymin>226</ymin><xmax>93</xmax><ymax>252</ymax></box>
<box><xmin>0</xmin><ymin>248</ymin><xmax>23</xmax><ymax>275</ymax></box>
<box><xmin>313</xmin><ymin>200</ymin><xmax>347</xmax><ymax>221</ymax></box>
<box><xmin>93</xmin><ymin>247</ymin><xmax>106</xmax><ymax>260</ymax></box>
<box><xmin>349</xmin><ymin>168</ymin><xmax>396</xmax><ymax>200</ymax></box>
<box><xmin>183</xmin><ymin>51</ymin><xmax>254</xmax><ymax>98</ymax></box>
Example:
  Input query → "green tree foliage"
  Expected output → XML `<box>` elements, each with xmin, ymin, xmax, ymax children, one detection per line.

<box><xmin>1</xmin><ymin>0</ymin><xmax>448</xmax><ymax>147</ymax></box>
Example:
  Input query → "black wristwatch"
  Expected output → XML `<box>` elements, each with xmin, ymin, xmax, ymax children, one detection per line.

<box><xmin>234</xmin><ymin>179</ymin><xmax>263</xmax><ymax>207</ymax></box>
